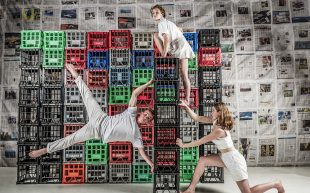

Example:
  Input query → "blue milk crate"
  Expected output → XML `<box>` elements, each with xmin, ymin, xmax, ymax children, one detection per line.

<box><xmin>183</xmin><ymin>32</ymin><xmax>198</xmax><ymax>51</ymax></box>
<box><xmin>87</xmin><ymin>50</ymin><xmax>109</xmax><ymax>69</ymax></box>
<box><xmin>132</xmin><ymin>50</ymin><xmax>154</xmax><ymax>69</ymax></box>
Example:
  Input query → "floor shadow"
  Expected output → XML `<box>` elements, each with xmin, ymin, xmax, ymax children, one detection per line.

<box><xmin>179</xmin><ymin>186</ymin><xmax>226</xmax><ymax>193</ymax></box>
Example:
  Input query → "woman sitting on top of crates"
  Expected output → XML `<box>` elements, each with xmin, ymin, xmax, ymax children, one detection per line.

<box><xmin>29</xmin><ymin>63</ymin><xmax>155</xmax><ymax>172</ymax></box>
<box><xmin>151</xmin><ymin>4</ymin><xmax>195</xmax><ymax>105</ymax></box>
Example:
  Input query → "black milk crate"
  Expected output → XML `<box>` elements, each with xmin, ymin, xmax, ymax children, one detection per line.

<box><xmin>41</xmin><ymin>105</ymin><xmax>63</xmax><ymax>124</ymax></box>
<box><xmin>180</xmin><ymin>108</ymin><xmax>199</xmax><ymax>126</ymax></box>
<box><xmin>199</xmin><ymin>103</ymin><xmax>215</xmax><ymax>117</ymax></box>
<box><xmin>110</xmin><ymin>49</ymin><xmax>131</xmax><ymax>67</ymax></box>
<box><xmin>153</xmin><ymin>173</ymin><xmax>179</xmax><ymax>193</ymax></box>
<box><xmin>197</xmin><ymin>29</ymin><xmax>220</xmax><ymax>47</ymax></box>
<box><xmin>19</xmin><ymin>105</ymin><xmax>39</xmax><ymax>124</ymax></box>
<box><xmin>16</xmin><ymin>164</ymin><xmax>39</xmax><ymax>184</ymax></box>
<box><xmin>65</xmin><ymin>69</ymin><xmax>84</xmax><ymax>86</ymax></box>
<box><xmin>63</xmin><ymin>144</ymin><xmax>85</xmax><ymax>163</ymax></box>
<box><xmin>109</xmin><ymin>163</ymin><xmax>132</xmax><ymax>183</ymax></box>
<box><xmin>42</xmin><ymin>68</ymin><xmax>64</xmax><ymax>86</ymax></box>
<box><xmin>154</xmin><ymin>104</ymin><xmax>180</xmax><ymax>126</ymax></box>
<box><xmin>109</xmin><ymin>66</ymin><xmax>131</xmax><ymax>86</ymax></box>
<box><xmin>155</xmin><ymin>80</ymin><xmax>179</xmax><ymax>104</ymax></box>
<box><xmin>154</xmin><ymin>149</ymin><xmax>179</xmax><ymax>173</ymax></box>
<box><xmin>180</xmin><ymin>69</ymin><xmax>198</xmax><ymax>88</ymax></box>
<box><xmin>40</xmin><ymin>124</ymin><xmax>63</xmax><ymax>143</ymax></box>
<box><xmin>180</xmin><ymin>126</ymin><xmax>199</xmax><ymax>143</ymax></box>
<box><xmin>40</xmin><ymin>143</ymin><xmax>62</xmax><ymax>163</ymax></box>
<box><xmin>90</xmin><ymin>88</ymin><xmax>108</xmax><ymax>107</ymax></box>
<box><xmin>201</xmin><ymin>166</ymin><xmax>224</xmax><ymax>183</ymax></box>
<box><xmin>133</xmin><ymin>146</ymin><xmax>154</xmax><ymax>164</ymax></box>
<box><xmin>19</xmin><ymin>86</ymin><xmax>40</xmax><ymax>106</ymax></box>
<box><xmin>155</xmin><ymin>58</ymin><xmax>179</xmax><ymax>80</ymax></box>
<box><xmin>155</xmin><ymin>126</ymin><xmax>179</xmax><ymax>149</ymax></box>
<box><xmin>17</xmin><ymin>143</ymin><xmax>40</xmax><ymax>164</ymax></box>
<box><xmin>20</xmin><ymin>67</ymin><xmax>40</xmax><ymax>86</ymax></box>
<box><xmin>200</xmin><ymin>142</ymin><xmax>219</xmax><ymax>157</ymax></box>
<box><xmin>65</xmin><ymin>86</ymin><xmax>83</xmax><ymax>105</ymax></box>
<box><xmin>42</xmin><ymin>86</ymin><xmax>63</xmax><ymax>104</ymax></box>
<box><xmin>18</xmin><ymin>124</ymin><xmax>39</xmax><ymax>143</ymax></box>
<box><xmin>86</xmin><ymin>164</ymin><xmax>109</xmax><ymax>183</ymax></box>
<box><xmin>199</xmin><ymin>124</ymin><xmax>213</xmax><ymax>136</ymax></box>
<box><xmin>21</xmin><ymin>50</ymin><xmax>42</xmax><ymax>68</ymax></box>
<box><xmin>198</xmin><ymin>66</ymin><xmax>222</xmax><ymax>86</ymax></box>
<box><xmin>66</xmin><ymin>31</ymin><xmax>86</xmax><ymax>48</ymax></box>
<box><xmin>199</xmin><ymin>86</ymin><xmax>222</xmax><ymax>104</ymax></box>
<box><xmin>132</xmin><ymin>32</ymin><xmax>153</xmax><ymax>50</ymax></box>
<box><xmin>64</xmin><ymin>105</ymin><xmax>86</xmax><ymax>123</ymax></box>
<box><xmin>40</xmin><ymin>163</ymin><xmax>62</xmax><ymax>183</ymax></box>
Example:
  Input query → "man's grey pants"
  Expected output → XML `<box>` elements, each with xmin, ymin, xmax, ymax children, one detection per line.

<box><xmin>47</xmin><ymin>76</ymin><xmax>106</xmax><ymax>153</ymax></box>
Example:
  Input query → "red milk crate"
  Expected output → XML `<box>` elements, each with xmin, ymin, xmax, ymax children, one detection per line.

<box><xmin>108</xmin><ymin>105</ymin><xmax>128</xmax><ymax>116</ymax></box>
<box><xmin>135</xmin><ymin>87</ymin><xmax>154</xmax><ymax>107</ymax></box>
<box><xmin>109</xmin><ymin>30</ymin><xmax>131</xmax><ymax>49</ymax></box>
<box><xmin>62</xmin><ymin>163</ymin><xmax>85</xmax><ymax>184</ymax></box>
<box><xmin>140</xmin><ymin>125</ymin><xmax>154</xmax><ymax>146</ymax></box>
<box><xmin>109</xmin><ymin>142</ymin><xmax>132</xmax><ymax>163</ymax></box>
<box><xmin>180</xmin><ymin>88</ymin><xmax>199</xmax><ymax>108</ymax></box>
<box><xmin>87</xmin><ymin>32</ymin><xmax>109</xmax><ymax>50</ymax></box>
<box><xmin>86</xmin><ymin>69</ymin><xmax>109</xmax><ymax>88</ymax></box>
<box><xmin>65</xmin><ymin>48</ymin><xmax>87</xmax><ymax>69</ymax></box>
<box><xmin>198</xmin><ymin>47</ymin><xmax>221</xmax><ymax>66</ymax></box>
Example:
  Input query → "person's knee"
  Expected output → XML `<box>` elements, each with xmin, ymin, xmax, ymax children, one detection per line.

<box><xmin>198</xmin><ymin>156</ymin><xmax>208</xmax><ymax>166</ymax></box>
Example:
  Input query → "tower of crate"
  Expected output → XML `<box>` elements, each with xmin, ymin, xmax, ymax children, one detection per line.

<box><xmin>197</xmin><ymin>29</ymin><xmax>224</xmax><ymax>183</ymax></box>
<box><xmin>153</xmin><ymin>38</ymin><xmax>181</xmax><ymax>192</ymax></box>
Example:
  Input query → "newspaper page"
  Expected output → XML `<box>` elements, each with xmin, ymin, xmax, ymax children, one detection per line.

<box><xmin>2</xmin><ymin>87</ymin><xmax>18</xmax><ymax>114</ymax></box>
<box><xmin>22</xmin><ymin>7</ymin><xmax>41</xmax><ymax>30</ymax></box>
<box><xmin>254</xmin><ymin>25</ymin><xmax>272</xmax><ymax>51</ymax></box>
<box><xmin>43</xmin><ymin>0</ymin><xmax>61</xmax><ymax>5</ymax></box>
<box><xmin>137</xmin><ymin>0</ymin><xmax>154</xmax><ymax>3</ymax></box>
<box><xmin>278</xmin><ymin>109</ymin><xmax>297</xmax><ymax>137</ymax></box>
<box><xmin>4</xmin><ymin>32</ymin><xmax>20</xmax><ymax>58</ymax></box>
<box><xmin>175</xmin><ymin>3</ymin><xmax>194</xmax><ymax>30</ymax></box>
<box><xmin>252</xmin><ymin>0</ymin><xmax>271</xmax><ymax>24</ymax></box>
<box><xmin>2</xmin><ymin>59</ymin><xmax>20</xmax><ymax>86</ymax></box>
<box><xmin>98</xmin><ymin>0</ymin><xmax>117</xmax><ymax>4</ymax></box>
<box><xmin>239</xmin><ymin>111</ymin><xmax>258</xmax><ymax>137</ymax></box>
<box><xmin>60</xmin><ymin>6</ymin><xmax>79</xmax><ymax>30</ymax></box>
<box><xmin>275</xmin><ymin>52</ymin><xmax>294</xmax><ymax>79</ymax></box>
<box><xmin>258</xmin><ymin>138</ymin><xmax>276</xmax><ymax>165</ymax></box>
<box><xmin>238</xmin><ymin>83</ymin><xmax>257</xmax><ymax>109</ymax></box>
<box><xmin>221</xmin><ymin>28</ymin><xmax>234</xmax><ymax>53</ymax></box>
<box><xmin>296</xmin><ymin>81</ymin><xmax>310</xmax><ymax>106</ymax></box>
<box><xmin>235</xmin><ymin>27</ymin><xmax>254</xmax><ymax>52</ymax></box>
<box><xmin>230</xmin><ymin>111</ymin><xmax>239</xmax><ymax>138</ymax></box>
<box><xmin>61</xmin><ymin>0</ymin><xmax>78</xmax><ymax>5</ymax></box>
<box><xmin>79</xmin><ymin>6</ymin><xmax>97</xmax><ymax>31</ymax></box>
<box><xmin>297</xmin><ymin>137</ymin><xmax>310</xmax><ymax>163</ymax></box>
<box><xmin>277</xmin><ymin>137</ymin><xmax>297</xmax><ymax>164</ymax></box>
<box><xmin>258</xmin><ymin>109</ymin><xmax>276</xmax><ymax>136</ymax></box>
<box><xmin>214</xmin><ymin>1</ymin><xmax>232</xmax><ymax>27</ymax></box>
<box><xmin>290</xmin><ymin>0</ymin><xmax>310</xmax><ymax>23</ymax></box>
<box><xmin>236</xmin><ymin>54</ymin><xmax>255</xmax><ymax>80</ymax></box>
<box><xmin>272</xmin><ymin>25</ymin><xmax>294</xmax><ymax>51</ymax></box>
<box><xmin>295</xmin><ymin>51</ymin><xmax>310</xmax><ymax>79</ymax></box>
<box><xmin>0</xmin><ymin>141</ymin><xmax>17</xmax><ymax>167</ymax></box>
<box><xmin>277</xmin><ymin>81</ymin><xmax>296</xmax><ymax>107</ymax></box>
<box><xmin>221</xmin><ymin>53</ymin><xmax>236</xmax><ymax>82</ymax></box>
<box><xmin>222</xmin><ymin>84</ymin><xmax>237</xmax><ymax>110</ymax></box>
<box><xmin>297</xmin><ymin>108</ymin><xmax>310</xmax><ymax>135</ymax></box>
<box><xmin>272</xmin><ymin>0</ymin><xmax>290</xmax><ymax>24</ymax></box>
<box><xmin>41</xmin><ymin>6</ymin><xmax>60</xmax><ymax>30</ymax></box>
<box><xmin>193</xmin><ymin>2</ymin><xmax>213</xmax><ymax>28</ymax></box>
<box><xmin>258</xmin><ymin>82</ymin><xmax>275</xmax><ymax>107</ymax></box>
<box><xmin>233</xmin><ymin>0</ymin><xmax>252</xmax><ymax>26</ymax></box>
<box><xmin>80</xmin><ymin>0</ymin><xmax>98</xmax><ymax>4</ymax></box>
<box><xmin>98</xmin><ymin>6</ymin><xmax>117</xmax><ymax>31</ymax></box>
<box><xmin>239</xmin><ymin>138</ymin><xmax>258</xmax><ymax>166</ymax></box>
<box><xmin>293</xmin><ymin>24</ymin><xmax>310</xmax><ymax>49</ymax></box>
<box><xmin>136</xmin><ymin>4</ymin><xmax>156</xmax><ymax>31</ymax></box>
<box><xmin>5</xmin><ymin>6</ymin><xmax>23</xmax><ymax>32</ymax></box>
<box><xmin>118</xmin><ymin>5</ymin><xmax>136</xmax><ymax>29</ymax></box>
<box><xmin>255</xmin><ymin>53</ymin><xmax>274</xmax><ymax>79</ymax></box>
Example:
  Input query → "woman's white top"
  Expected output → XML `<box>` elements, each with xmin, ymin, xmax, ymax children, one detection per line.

<box><xmin>157</xmin><ymin>17</ymin><xmax>183</xmax><ymax>42</ymax></box>
<box><xmin>211</xmin><ymin>120</ymin><xmax>234</xmax><ymax>150</ymax></box>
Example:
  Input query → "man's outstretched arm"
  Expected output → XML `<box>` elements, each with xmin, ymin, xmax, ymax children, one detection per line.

<box><xmin>128</xmin><ymin>79</ymin><xmax>154</xmax><ymax>107</ymax></box>
<box><xmin>138</xmin><ymin>148</ymin><xmax>154</xmax><ymax>173</ymax></box>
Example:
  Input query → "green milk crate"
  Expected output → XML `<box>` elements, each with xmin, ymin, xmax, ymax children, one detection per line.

<box><xmin>180</xmin><ymin>146</ymin><xmax>199</xmax><ymax>164</ymax></box>
<box><xmin>20</xmin><ymin>30</ymin><xmax>42</xmax><ymax>49</ymax></box>
<box><xmin>132</xmin><ymin>69</ymin><xmax>154</xmax><ymax>87</ymax></box>
<box><xmin>43</xmin><ymin>49</ymin><xmax>64</xmax><ymax>68</ymax></box>
<box><xmin>109</xmin><ymin>86</ymin><xmax>131</xmax><ymax>104</ymax></box>
<box><xmin>132</xmin><ymin>164</ymin><xmax>153</xmax><ymax>183</ymax></box>
<box><xmin>188</xmin><ymin>52</ymin><xmax>198</xmax><ymax>70</ymax></box>
<box><xmin>157</xmin><ymin>86</ymin><xmax>177</xmax><ymax>102</ymax></box>
<box><xmin>85</xmin><ymin>140</ymin><xmax>109</xmax><ymax>164</ymax></box>
<box><xmin>180</xmin><ymin>164</ymin><xmax>196</xmax><ymax>183</ymax></box>
<box><xmin>43</xmin><ymin>31</ymin><xmax>66</xmax><ymax>50</ymax></box>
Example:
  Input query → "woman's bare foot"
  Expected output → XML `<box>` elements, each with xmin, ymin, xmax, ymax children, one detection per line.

<box><xmin>66</xmin><ymin>63</ymin><xmax>79</xmax><ymax>79</ymax></box>
<box><xmin>181</xmin><ymin>187</ymin><xmax>195</xmax><ymax>193</ymax></box>
<box><xmin>29</xmin><ymin>148</ymin><xmax>48</xmax><ymax>158</ymax></box>
<box><xmin>274</xmin><ymin>179</ymin><xmax>285</xmax><ymax>193</ymax></box>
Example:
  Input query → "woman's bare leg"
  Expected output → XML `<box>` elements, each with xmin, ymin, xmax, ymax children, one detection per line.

<box><xmin>237</xmin><ymin>179</ymin><xmax>285</xmax><ymax>193</ymax></box>
<box><xmin>180</xmin><ymin>58</ymin><xmax>190</xmax><ymax>105</ymax></box>
<box><xmin>154</xmin><ymin>32</ymin><xmax>164</xmax><ymax>55</ymax></box>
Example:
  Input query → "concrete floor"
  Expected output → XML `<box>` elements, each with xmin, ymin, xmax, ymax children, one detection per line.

<box><xmin>0</xmin><ymin>167</ymin><xmax>309</xmax><ymax>193</ymax></box>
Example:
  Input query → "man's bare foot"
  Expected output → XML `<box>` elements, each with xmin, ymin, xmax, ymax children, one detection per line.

<box><xmin>274</xmin><ymin>179</ymin><xmax>285</xmax><ymax>193</ymax></box>
<box><xmin>184</xmin><ymin>99</ymin><xmax>190</xmax><ymax>106</ymax></box>
<box><xmin>29</xmin><ymin>148</ymin><xmax>47</xmax><ymax>158</ymax></box>
<box><xmin>66</xmin><ymin>63</ymin><xmax>79</xmax><ymax>79</ymax></box>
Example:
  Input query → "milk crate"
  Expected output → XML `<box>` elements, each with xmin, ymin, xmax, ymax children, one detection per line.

<box><xmin>180</xmin><ymin>108</ymin><xmax>199</xmax><ymax>127</ymax></box>
<box><xmin>43</xmin><ymin>31</ymin><xmax>65</xmax><ymax>50</ymax></box>
<box><xmin>18</xmin><ymin>125</ymin><xmax>39</xmax><ymax>143</ymax></box>
<box><xmin>65</xmin><ymin>69</ymin><xmax>84</xmax><ymax>86</ymax></box>
<box><xmin>85</xmin><ymin>140</ymin><xmax>109</xmax><ymax>164</ymax></box>
<box><xmin>110</xmin><ymin>49</ymin><xmax>131</xmax><ymax>67</ymax></box>
<box><xmin>197</xmin><ymin>29</ymin><xmax>220</xmax><ymax>47</ymax></box>
<box><xmin>200</xmin><ymin>142</ymin><xmax>219</xmax><ymax>156</ymax></box>
<box><xmin>180</xmin><ymin>126</ymin><xmax>199</xmax><ymax>143</ymax></box>
<box><xmin>132</xmin><ymin>164</ymin><xmax>153</xmax><ymax>183</ymax></box>
<box><xmin>155</xmin><ymin>126</ymin><xmax>179</xmax><ymax>149</ymax></box>
<box><xmin>20</xmin><ymin>30</ymin><xmax>42</xmax><ymax>49</ymax></box>
<box><xmin>65</xmin><ymin>48</ymin><xmax>87</xmax><ymax>69</ymax></box>
<box><xmin>86</xmin><ymin>69</ymin><xmax>109</xmax><ymax>88</ymax></box>
<box><xmin>132</xmin><ymin>32</ymin><xmax>153</xmax><ymax>50</ymax></box>
<box><xmin>199</xmin><ymin>124</ymin><xmax>213</xmax><ymax>136</ymax></box>
<box><xmin>64</xmin><ymin>124</ymin><xmax>85</xmax><ymax>137</ymax></box>
<box><xmin>40</xmin><ymin>124</ymin><xmax>63</xmax><ymax>143</ymax></box>
<box><xmin>108</xmin><ymin>105</ymin><xmax>128</xmax><ymax>116</ymax></box>
<box><xmin>19</xmin><ymin>86</ymin><xmax>40</xmax><ymax>106</ymax></box>
<box><xmin>41</xmin><ymin>105</ymin><xmax>63</xmax><ymax>124</ymax></box>
<box><xmin>109</xmin><ymin>30</ymin><xmax>131</xmax><ymax>49</ymax></box>
<box><xmin>20</xmin><ymin>68</ymin><xmax>40</xmax><ymax>86</ymax></box>
<box><xmin>20</xmin><ymin>50</ymin><xmax>42</xmax><ymax>68</ymax></box>
<box><xmin>154</xmin><ymin>149</ymin><xmax>179</xmax><ymax>173</ymax></box>
<box><xmin>63</xmin><ymin>144</ymin><xmax>85</xmax><ymax>162</ymax></box>
<box><xmin>87</xmin><ymin>50</ymin><xmax>109</xmax><ymax>69</ymax></box>
<box><xmin>64</xmin><ymin>105</ymin><xmax>86</xmax><ymax>123</ymax></box>
<box><xmin>154</xmin><ymin>104</ymin><xmax>180</xmax><ymax>126</ymax></box>
<box><xmin>139</xmin><ymin>126</ymin><xmax>154</xmax><ymax>146</ymax></box>
<box><xmin>132</xmin><ymin>50</ymin><xmax>154</xmax><ymax>69</ymax></box>
<box><xmin>66</xmin><ymin>31</ymin><xmax>86</xmax><ymax>48</ymax></box>
<box><xmin>109</xmin><ymin>67</ymin><xmax>131</xmax><ymax>86</ymax></box>
<box><xmin>65</xmin><ymin>86</ymin><xmax>83</xmax><ymax>105</ymax></box>
<box><xmin>135</xmin><ymin>87</ymin><xmax>154</xmax><ymax>107</ymax></box>
<box><xmin>153</xmin><ymin>173</ymin><xmax>179</xmax><ymax>193</ymax></box>
<box><xmin>180</xmin><ymin>146</ymin><xmax>199</xmax><ymax>165</ymax></box>
<box><xmin>62</xmin><ymin>163</ymin><xmax>85</xmax><ymax>184</ymax></box>
<box><xmin>42</xmin><ymin>86</ymin><xmax>63</xmax><ymax>105</ymax></box>
<box><xmin>109</xmin><ymin>163</ymin><xmax>132</xmax><ymax>183</ymax></box>
<box><xmin>154</xmin><ymin>58</ymin><xmax>179</xmax><ymax>80</ymax></box>
<box><xmin>109</xmin><ymin>86</ymin><xmax>131</xmax><ymax>104</ymax></box>
<box><xmin>133</xmin><ymin>146</ymin><xmax>154</xmax><ymax>164</ymax></box>
<box><xmin>17</xmin><ymin>143</ymin><xmax>39</xmax><ymax>164</ymax></box>
<box><xmin>90</xmin><ymin>88</ymin><xmax>108</xmax><ymax>107</ymax></box>
<box><xmin>199</xmin><ymin>104</ymin><xmax>214</xmax><ymax>117</ymax></box>
<box><xmin>19</xmin><ymin>106</ymin><xmax>39</xmax><ymax>124</ymax></box>
<box><xmin>198</xmin><ymin>47</ymin><xmax>221</xmax><ymax>67</ymax></box>
<box><xmin>154</xmin><ymin>81</ymin><xmax>179</xmax><ymax>104</ymax></box>
<box><xmin>43</xmin><ymin>49</ymin><xmax>64</xmax><ymax>68</ymax></box>
<box><xmin>179</xmin><ymin>69</ymin><xmax>198</xmax><ymax>88</ymax></box>
<box><xmin>183</xmin><ymin>32</ymin><xmax>198</xmax><ymax>51</ymax></box>
<box><xmin>42</xmin><ymin>68</ymin><xmax>63</xmax><ymax>86</ymax></box>
<box><xmin>40</xmin><ymin>144</ymin><xmax>62</xmax><ymax>163</ymax></box>
<box><xmin>86</xmin><ymin>164</ymin><xmax>109</xmax><ymax>183</ymax></box>
<box><xmin>180</xmin><ymin>164</ymin><xmax>196</xmax><ymax>183</ymax></box>
<box><xmin>132</xmin><ymin>69</ymin><xmax>153</xmax><ymax>87</ymax></box>
<box><xmin>87</xmin><ymin>32</ymin><xmax>109</xmax><ymax>50</ymax></box>
<box><xmin>201</xmin><ymin>166</ymin><xmax>224</xmax><ymax>183</ymax></box>
<box><xmin>179</xmin><ymin>88</ymin><xmax>199</xmax><ymax>108</ymax></box>
<box><xmin>40</xmin><ymin>163</ymin><xmax>62</xmax><ymax>183</ymax></box>
<box><xmin>109</xmin><ymin>142</ymin><xmax>132</xmax><ymax>163</ymax></box>
<box><xmin>198</xmin><ymin>66</ymin><xmax>222</xmax><ymax>86</ymax></box>
<box><xmin>199</xmin><ymin>86</ymin><xmax>222</xmax><ymax>105</ymax></box>
<box><xmin>16</xmin><ymin>164</ymin><xmax>39</xmax><ymax>184</ymax></box>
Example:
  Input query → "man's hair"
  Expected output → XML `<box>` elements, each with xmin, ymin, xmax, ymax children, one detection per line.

<box><xmin>150</xmin><ymin>4</ymin><xmax>166</xmax><ymax>18</ymax></box>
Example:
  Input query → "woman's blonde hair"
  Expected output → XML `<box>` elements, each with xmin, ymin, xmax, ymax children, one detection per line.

<box><xmin>214</xmin><ymin>102</ymin><xmax>234</xmax><ymax>130</ymax></box>
<box><xmin>150</xmin><ymin>4</ymin><xmax>166</xmax><ymax>18</ymax></box>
